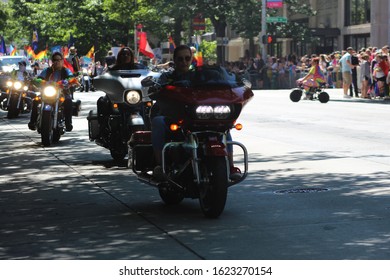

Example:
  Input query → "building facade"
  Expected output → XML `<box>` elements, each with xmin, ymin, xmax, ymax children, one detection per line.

<box><xmin>225</xmin><ymin>0</ymin><xmax>389</xmax><ymax>60</ymax></box>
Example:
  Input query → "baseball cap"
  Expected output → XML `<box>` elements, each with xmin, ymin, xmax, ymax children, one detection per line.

<box><xmin>18</xmin><ymin>61</ymin><xmax>27</xmax><ymax>67</ymax></box>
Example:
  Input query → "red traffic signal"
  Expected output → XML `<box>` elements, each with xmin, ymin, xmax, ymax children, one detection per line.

<box><xmin>267</xmin><ymin>35</ymin><xmax>274</xmax><ymax>44</ymax></box>
<box><xmin>262</xmin><ymin>34</ymin><xmax>275</xmax><ymax>44</ymax></box>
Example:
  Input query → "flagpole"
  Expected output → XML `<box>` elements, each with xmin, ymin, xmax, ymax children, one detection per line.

<box><xmin>134</xmin><ymin>23</ymin><xmax>137</xmax><ymax>60</ymax></box>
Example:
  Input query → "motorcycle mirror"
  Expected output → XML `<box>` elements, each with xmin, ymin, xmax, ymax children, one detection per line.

<box><xmin>141</xmin><ymin>76</ymin><xmax>155</xmax><ymax>87</ymax></box>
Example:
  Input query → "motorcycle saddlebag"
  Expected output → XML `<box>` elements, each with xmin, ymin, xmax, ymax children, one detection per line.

<box><xmin>128</xmin><ymin>131</ymin><xmax>154</xmax><ymax>170</ymax></box>
<box><xmin>87</xmin><ymin>110</ymin><xmax>100</xmax><ymax>140</ymax></box>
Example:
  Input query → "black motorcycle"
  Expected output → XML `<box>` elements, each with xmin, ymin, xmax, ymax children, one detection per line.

<box><xmin>35</xmin><ymin>79</ymin><xmax>79</xmax><ymax>146</ymax></box>
<box><xmin>88</xmin><ymin>66</ymin><xmax>161</xmax><ymax>161</ymax></box>
<box><xmin>1</xmin><ymin>78</ymin><xmax>34</xmax><ymax>118</ymax></box>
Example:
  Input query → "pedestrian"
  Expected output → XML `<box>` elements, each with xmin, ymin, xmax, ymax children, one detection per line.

<box><xmin>349</xmin><ymin>51</ymin><xmax>360</xmax><ymax>97</ymax></box>
<box><xmin>360</xmin><ymin>53</ymin><xmax>371</xmax><ymax>98</ymax></box>
<box><xmin>338</xmin><ymin>47</ymin><xmax>355</xmax><ymax>98</ymax></box>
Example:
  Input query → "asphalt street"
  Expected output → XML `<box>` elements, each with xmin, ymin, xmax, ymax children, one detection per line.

<box><xmin>1</xmin><ymin>88</ymin><xmax>390</xmax><ymax>260</ymax></box>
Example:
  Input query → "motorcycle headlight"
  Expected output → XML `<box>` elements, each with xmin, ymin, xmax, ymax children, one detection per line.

<box><xmin>43</xmin><ymin>86</ymin><xmax>57</xmax><ymax>98</ymax></box>
<box><xmin>195</xmin><ymin>105</ymin><xmax>231</xmax><ymax>120</ymax></box>
<box><xmin>196</xmin><ymin>105</ymin><xmax>214</xmax><ymax>119</ymax></box>
<box><xmin>213</xmin><ymin>105</ymin><xmax>231</xmax><ymax>119</ymax></box>
<box><xmin>13</xmin><ymin>81</ymin><xmax>23</xmax><ymax>90</ymax></box>
<box><xmin>125</xmin><ymin>90</ymin><xmax>141</xmax><ymax>105</ymax></box>
<box><xmin>23</xmin><ymin>85</ymin><xmax>29</xmax><ymax>91</ymax></box>
<box><xmin>6</xmin><ymin>81</ymin><xmax>13</xmax><ymax>87</ymax></box>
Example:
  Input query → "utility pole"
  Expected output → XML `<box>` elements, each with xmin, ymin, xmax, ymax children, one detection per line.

<box><xmin>261</xmin><ymin>0</ymin><xmax>267</xmax><ymax>61</ymax></box>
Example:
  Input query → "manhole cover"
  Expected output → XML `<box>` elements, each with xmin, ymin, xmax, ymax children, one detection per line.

<box><xmin>274</xmin><ymin>187</ymin><xmax>329</xmax><ymax>194</ymax></box>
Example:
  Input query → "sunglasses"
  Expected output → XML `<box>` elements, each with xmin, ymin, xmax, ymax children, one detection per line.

<box><xmin>176</xmin><ymin>56</ymin><xmax>191</xmax><ymax>62</ymax></box>
<box><xmin>121</xmin><ymin>52</ymin><xmax>132</xmax><ymax>57</ymax></box>
<box><xmin>52</xmin><ymin>58</ymin><xmax>63</xmax><ymax>62</ymax></box>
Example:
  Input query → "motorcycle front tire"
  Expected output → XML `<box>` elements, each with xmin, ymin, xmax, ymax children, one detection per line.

<box><xmin>199</xmin><ymin>157</ymin><xmax>228</xmax><ymax>218</ymax></box>
<box><xmin>7</xmin><ymin>94</ymin><xmax>20</xmax><ymax>119</ymax></box>
<box><xmin>41</xmin><ymin>110</ymin><xmax>53</xmax><ymax>146</ymax></box>
<box><xmin>110</xmin><ymin>149</ymin><xmax>127</xmax><ymax>161</ymax></box>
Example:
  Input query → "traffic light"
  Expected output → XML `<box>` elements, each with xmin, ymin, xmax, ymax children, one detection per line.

<box><xmin>261</xmin><ymin>34</ymin><xmax>275</xmax><ymax>44</ymax></box>
<box><xmin>267</xmin><ymin>35</ymin><xmax>274</xmax><ymax>44</ymax></box>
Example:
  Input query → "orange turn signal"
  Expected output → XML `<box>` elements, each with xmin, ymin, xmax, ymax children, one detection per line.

<box><xmin>113</xmin><ymin>103</ymin><xmax>118</xmax><ymax>109</ymax></box>
<box><xmin>60</xmin><ymin>96</ymin><xmax>65</xmax><ymax>102</ymax></box>
<box><xmin>234</xmin><ymin>123</ymin><xmax>243</xmax><ymax>130</ymax></box>
<box><xmin>170</xmin><ymin>124</ymin><xmax>180</xmax><ymax>131</ymax></box>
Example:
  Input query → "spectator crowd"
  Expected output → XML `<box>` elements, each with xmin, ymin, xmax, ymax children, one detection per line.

<box><xmin>225</xmin><ymin>45</ymin><xmax>390</xmax><ymax>100</ymax></box>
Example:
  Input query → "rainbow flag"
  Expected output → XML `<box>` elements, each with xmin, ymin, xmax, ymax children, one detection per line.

<box><xmin>35</xmin><ymin>49</ymin><xmax>47</xmax><ymax>61</ymax></box>
<box><xmin>85</xmin><ymin>46</ymin><xmax>94</xmax><ymax>59</ymax></box>
<box><xmin>194</xmin><ymin>51</ymin><xmax>203</xmax><ymax>67</ymax></box>
<box><xmin>10</xmin><ymin>45</ymin><xmax>17</xmax><ymax>56</ymax></box>
<box><xmin>24</xmin><ymin>45</ymin><xmax>35</xmax><ymax>59</ymax></box>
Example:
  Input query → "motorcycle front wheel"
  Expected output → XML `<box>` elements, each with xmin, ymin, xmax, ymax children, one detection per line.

<box><xmin>41</xmin><ymin>110</ymin><xmax>53</xmax><ymax>146</ymax></box>
<box><xmin>110</xmin><ymin>149</ymin><xmax>127</xmax><ymax>161</ymax></box>
<box><xmin>199</xmin><ymin>157</ymin><xmax>228</xmax><ymax>218</ymax></box>
<box><xmin>7</xmin><ymin>94</ymin><xmax>20</xmax><ymax>119</ymax></box>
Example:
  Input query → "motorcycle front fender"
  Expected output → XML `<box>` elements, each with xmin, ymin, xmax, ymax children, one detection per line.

<box><xmin>43</xmin><ymin>104</ymin><xmax>53</xmax><ymax>111</ymax></box>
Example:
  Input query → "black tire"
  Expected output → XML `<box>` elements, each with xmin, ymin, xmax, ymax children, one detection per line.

<box><xmin>199</xmin><ymin>157</ymin><xmax>228</xmax><ymax>218</ymax></box>
<box><xmin>290</xmin><ymin>89</ymin><xmax>302</xmax><ymax>102</ymax></box>
<box><xmin>110</xmin><ymin>149</ymin><xmax>126</xmax><ymax>161</ymax></box>
<box><xmin>53</xmin><ymin>128</ymin><xmax>61</xmax><ymax>143</ymax></box>
<box><xmin>159</xmin><ymin>186</ymin><xmax>184</xmax><ymax>205</ymax></box>
<box><xmin>7</xmin><ymin>94</ymin><xmax>20</xmax><ymax>119</ymax></box>
<box><xmin>41</xmin><ymin>110</ymin><xmax>53</xmax><ymax>147</ymax></box>
<box><xmin>319</xmin><ymin>92</ymin><xmax>329</xmax><ymax>103</ymax></box>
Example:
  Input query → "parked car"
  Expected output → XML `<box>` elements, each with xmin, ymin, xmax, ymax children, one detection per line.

<box><xmin>0</xmin><ymin>56</ymin><xmax>33</xmax><ymax>91</ymax></box>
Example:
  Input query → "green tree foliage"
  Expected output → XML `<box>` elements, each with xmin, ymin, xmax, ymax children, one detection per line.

<box><xmin>2</xmin><ymin>0</ymin><xmax>316</xmax><ymax>62</ymax></box>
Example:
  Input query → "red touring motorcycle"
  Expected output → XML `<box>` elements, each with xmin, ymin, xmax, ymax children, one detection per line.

<box><xmin>130</xmin><ymin>66</ymin><xmax>254</xmax><ymax>218</ymax></box>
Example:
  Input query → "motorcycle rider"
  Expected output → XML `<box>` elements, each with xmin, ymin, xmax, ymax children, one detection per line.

<box><xmin>28</xmin><ymin>52</ymin><xmax>76</xmax><ymax>132</ymax></box>
<box><xmin>0</xmin><ymin>61</ymin><xmax>33</xmax><ymax>106</ymax></box>
<box><xmin>108</xmin><ymin>47</ymin><xmax>145</xmax><ymax>71</ymax></box>
<box><xmin>66</xmin><ymin>46</ymin><xmax>81</xmax><ymax>97</ymax></box>
<box><xmin>151</xmin><ymin>45</ymin><xmax>242</xmax><ymax>181</ymax></box>
<box><xmin>67</xmin><ymin>46</ymin><xmax>81</xmax><ymax>74</ymax></box>
<box><xmin>97</xmin><ymin>47</ymin><xmax>143</xmax><ymax>126</ymax></box>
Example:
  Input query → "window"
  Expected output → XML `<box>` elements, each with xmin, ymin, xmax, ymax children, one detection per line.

<box><xmin>345</xmin><ymin>0</ymin><xmax>371</xmax><ymax>26</ymax></box>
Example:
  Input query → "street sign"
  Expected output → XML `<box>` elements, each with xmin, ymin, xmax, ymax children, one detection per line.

<box><xmin>266</xmin><ymin>16</ymin><xmax>287</xmax><ymax>23</ymax></box>
<box><xmin>267</xmin><ymin>0</ymin><xmax>283</xmax><ymax>8</ymax></box>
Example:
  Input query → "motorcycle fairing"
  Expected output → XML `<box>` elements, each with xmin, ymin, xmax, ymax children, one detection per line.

<box><xmin>93</xmin><ymin>69</ymin><xmax>161</xmax><ymax>103</ymax></box>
